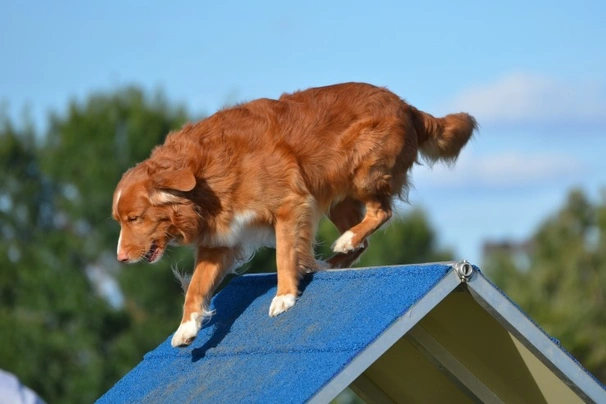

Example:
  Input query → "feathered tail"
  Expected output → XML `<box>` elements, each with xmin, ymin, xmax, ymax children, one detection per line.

<box><xmin>410</xmin><ymin>107</ymin><xmax>477</xmax><ymax>165</ymax></box>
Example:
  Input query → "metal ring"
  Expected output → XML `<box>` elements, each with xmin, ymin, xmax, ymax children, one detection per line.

<box><xmin>454</xmin><ymin>260</ymin><xmax>474</xmax><ymax>282</ymax></box>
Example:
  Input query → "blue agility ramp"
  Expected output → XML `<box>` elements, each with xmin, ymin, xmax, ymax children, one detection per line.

<box><xmin>97</xmin><ymin>263</ymin><xmax>605</xmax><ymax>403</ymax></box>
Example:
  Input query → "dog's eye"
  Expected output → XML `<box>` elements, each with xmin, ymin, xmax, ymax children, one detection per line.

<box><xmin>127</xmin><ymin>216</ymin><xmax>140</xmax><ymax>222</ymax></box>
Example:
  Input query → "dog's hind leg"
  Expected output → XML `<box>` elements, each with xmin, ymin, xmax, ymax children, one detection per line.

<box><xmin>171</xmin><ymin>246</ymin><xmax>234</xmax><ymax>348</ymax></box>
<box><xmin>331</xmin><ymin>159</ymin><xmax>396</xmax><ymax>255</ymax></box>
<box><xmin>331</xmin><ymin>197</ymin><xmax>392</xmax><ymax>255</ymax></box>
<box><xmin>326</xmin><ymin>197</ymin><xmax>369</xmax><ymax>269</ymax></box>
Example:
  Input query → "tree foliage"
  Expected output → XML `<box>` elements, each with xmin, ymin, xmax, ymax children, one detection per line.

<box><xmin>484</xmin><ymin>189</ymin><xmax>606</xmax><ymax>383</ymax></box>
<box><xmin>0</xmin><ymin>88</ymin><xmax>453</xmax><ymax>403</ymax></box>
<box><xmin>0</xmin><ymin>89</ymin><xmax>193</xmax><ymax>403</ymax></box>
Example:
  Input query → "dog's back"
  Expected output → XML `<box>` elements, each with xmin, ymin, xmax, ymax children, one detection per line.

<box><xmin>150</xmin><ymin>82</ymin><xmax>474</xmax><ymax>209</ymax></box>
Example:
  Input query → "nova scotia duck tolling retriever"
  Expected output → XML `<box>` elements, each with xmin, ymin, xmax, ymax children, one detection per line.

<box><xmin>112</xmin><ymin>82</ymin><xmax>477</xmax><ymax>347</ymax></box>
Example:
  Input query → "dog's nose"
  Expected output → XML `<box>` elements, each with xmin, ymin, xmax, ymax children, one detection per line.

<box><xmin>117</xmin><ymin>252</ymin><xmax>129</xmax><ymax>262</ymax></box>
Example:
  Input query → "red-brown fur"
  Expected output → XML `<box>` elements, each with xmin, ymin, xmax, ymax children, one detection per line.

<box><xmin>112</xmin><ymin>82</ymin><xmax>477</xmax><ymax>347</ymax></box>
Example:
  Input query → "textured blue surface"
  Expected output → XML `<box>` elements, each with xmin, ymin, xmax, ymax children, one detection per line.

<box><xmin>97</xmin><ymin>264</ymin><xmax>451</xmax><ymax>404</ymax></box>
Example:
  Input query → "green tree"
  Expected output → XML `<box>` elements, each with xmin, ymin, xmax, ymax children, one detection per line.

<box><xmin>0</xmin><ymin>111</ymin><xmax>121</xmax><ymax>402</ymax></box>
<box><xmin>484</xmin><ymin>189</ymin><xmax>606</xmax><ymax>383</ymax></box>
<box><xmin>0</xmin><ymin>89</ymin><xmax>193</xmax><ymax>403</ymax></box>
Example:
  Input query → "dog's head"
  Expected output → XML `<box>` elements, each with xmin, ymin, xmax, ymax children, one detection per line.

<box><xmin>112</xmin><ymin>163</ymin><xmax>197</xmax><ymax>264</ymax></box>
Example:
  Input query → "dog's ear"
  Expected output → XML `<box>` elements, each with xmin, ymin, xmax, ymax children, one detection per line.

<box><xmin>152</xmin><ymin>168</ymin><xmax>197</xmax><ymax>192</ymax></box>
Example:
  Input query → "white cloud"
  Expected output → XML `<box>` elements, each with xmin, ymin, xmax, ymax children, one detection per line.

<box><xmin>444</xmin><ymin>72</ymin><xmax>606</xmax><ymax>127</ymax></box>
<box><xmin>414</xmin><ymin>150</ymin><xmax>585</xmax><ymax>189</ymax></box>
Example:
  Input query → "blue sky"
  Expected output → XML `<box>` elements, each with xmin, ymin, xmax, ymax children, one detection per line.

<box><xmin>2</xmin><ymin>0</ymin><xmax>605</xmax><ymax>264</ymax></box>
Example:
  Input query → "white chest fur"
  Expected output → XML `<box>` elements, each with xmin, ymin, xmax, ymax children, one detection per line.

<box><xmin>205</xmin><ymin>211</ymin><xmax>276</xmax><ymax>249</ymax></box>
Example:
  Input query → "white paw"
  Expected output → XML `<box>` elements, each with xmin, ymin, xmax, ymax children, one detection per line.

<box><xmin>171</xmin><ymin>312</ymin><xmax>203</xmax><ymax>347</ymax></box>
<box><xmin>269</xmin><ymin>294</ymin><xmax>297</xmax><ymax>317</ymax></box>
<box><xmin>332</xmin><ymin>230</ymin><xmax>357</xmax><ymax>253</ymax></box>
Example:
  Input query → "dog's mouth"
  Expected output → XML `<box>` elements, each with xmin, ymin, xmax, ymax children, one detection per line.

<box><xmin>144</xmin><ymin>242</ymin><xmax>163</xmax><ymax>263</ymax></box>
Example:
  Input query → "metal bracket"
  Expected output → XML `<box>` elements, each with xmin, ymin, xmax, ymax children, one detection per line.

<box><xmin>454</xmin><ymin>260</ymin><xmax>474</xmax><ymax>282</ymax></box>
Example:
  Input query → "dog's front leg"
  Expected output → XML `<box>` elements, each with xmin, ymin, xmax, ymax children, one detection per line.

<box><xmin>269</xmin><ymin>213</ymin><xmax>303</xmax><ymax>317</ymax></box>
<box><xmin>171</xmin><ymin>246</ymin><xmax>233</xmax><ymax>348</ymax></box>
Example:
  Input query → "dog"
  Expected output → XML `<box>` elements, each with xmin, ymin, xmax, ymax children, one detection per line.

<box><xmin>112</xmin><ymin>82</ymin><xmax>476</xmax><ymax>347</ymax></box>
